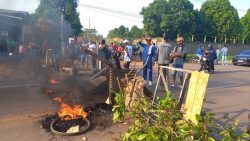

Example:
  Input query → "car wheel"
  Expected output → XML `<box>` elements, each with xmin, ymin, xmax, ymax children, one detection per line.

<box><xmin>232</xmin><ymin>61</ymin><xmax>237</xmax><ymax>65</ymax></box>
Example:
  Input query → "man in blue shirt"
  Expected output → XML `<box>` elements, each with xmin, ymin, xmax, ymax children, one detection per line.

<box><xmin>196</xmin><ymin>45</ymin><xmax>204</xmax><ymax>58</ymax></box>
<box><xmin>138</xmin><ymin>36</ymin><xmax>156</xmax><ymax>86</ymax></box>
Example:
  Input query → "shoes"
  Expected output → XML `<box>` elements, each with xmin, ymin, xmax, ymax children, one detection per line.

<box><xmin>178</xmin><ymin>85</ymin><xmax>182</xmax><ymax>88</ymax></box>
<box><xmin>149</xmin><ymin>81</ymin><xmax>152</xmax><ymax>86</ymax></box>
<box><xmin>170</xmin><ymin>84</ymin><xmax>175</xmax><ymax>88</ymax></box>
<box><xmin>144</xmin><ymin>80</ymin><xmax>147</xmax><ymax>85</ymax></box>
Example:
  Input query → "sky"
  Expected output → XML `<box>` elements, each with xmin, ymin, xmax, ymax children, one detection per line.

<box><xmin>0</xmin><ymin>0</ymin><xmax>249</xmax><ymax>37</ymax></box>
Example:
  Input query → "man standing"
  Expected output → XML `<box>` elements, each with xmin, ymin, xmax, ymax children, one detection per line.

<box><xmin>138</xmin><ymin>36</ymin><xmax>156</xmax><ymax>86</ymax></box>
<box><xmin>221</xmin><ymin>44</ymin><xmax>228</xmax><ymax>66</ymax></box>
<box><xmin>88</xmin><ymin>41</ymin><xmax>97</xmax><ymax>69</ymax></box>
<box><xmin>18</xmin><ymin>42</ymin><xmax>26</xmax><ymax>68</ymax></box>
<box><xmin>157</xmin><ymin>33</ymin><xmax>173</xmax><ymax>85</ymax></box>
<box><xmin>123</xmin><ymin>40</ymin><xmax>133</xmax><ymax>69</ymax></box>
<box><xmin>207</xmin><ymin>44</ymin><xmax>216</xmax><ymax>72</ymax></box>
<box><xmin>171</xmin><ymin>37</ymin><xmax>187</xmax><ymax>88</ymax></box>
<box><xmin>110</xmin><ymin>42</ymin><xmax>121</xmax><ymax>69</ymax></box>
<box><xmin>215</xmin><ymin>45</ymin><xmax>221</xmax><ymax>65</ymax></box>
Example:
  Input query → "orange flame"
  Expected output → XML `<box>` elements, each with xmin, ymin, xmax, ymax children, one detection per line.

<box><xmin>53</xmin><ymin>97</ymin><xmax>88</xmax><ymax>120</ymax></box>
<box><xmin>49</xmin><ymin>79</ymin><xmax>58</xmax><ymax>84</ymax></box>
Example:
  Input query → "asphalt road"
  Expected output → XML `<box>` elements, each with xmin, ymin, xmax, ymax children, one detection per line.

<box><xmin>147</xmin><ymin>63</ymin><xmax>250</xmax><ymax>130</ymax></box>
<box><xmin>0</xmin><ymin>63</ymin><xmax>249</xmax><ymax>141</ymax></box>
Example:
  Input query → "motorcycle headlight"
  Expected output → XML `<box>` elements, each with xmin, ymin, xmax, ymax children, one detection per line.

<box><xmin>203</xmin><ymin>58</ymin><xmax>207</xmax><ymax>61</ymax></box>
<box><xmin>9</xmin><ymin>53</ymin><xmax>13</xmax><ymax>56</ymax></box>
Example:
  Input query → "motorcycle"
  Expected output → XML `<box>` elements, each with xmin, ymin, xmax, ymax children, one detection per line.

<box><xmin>190</xmin><ymin>55</ymin><xmax>200</xmax><ymax>64</ymax></box>
<box><xmin>8</xmin><ymin>48</ymin><xmax>14</xmax><ymax>56</ymax></box>
<box><xmin>133</xmin><ymin>50</ymin><xmax>142</xmax><ymax>62</ymax></box>
<box><xmin>198</xmin><ymin>53</ymin><xmax>211</xmax><ymax>72</ymax></box>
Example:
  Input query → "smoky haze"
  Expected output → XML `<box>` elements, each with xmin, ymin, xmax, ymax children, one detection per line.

<box><xmin>0</xmin><ymin>0</ymin><xmax>39</xmax><ymax>13</ymax></box>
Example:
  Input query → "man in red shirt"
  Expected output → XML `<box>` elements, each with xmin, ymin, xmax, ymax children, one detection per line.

<box><xmin>110</xmin><ymin>42</ymin><xmax>121</xmax><ymax>69</ymax></box>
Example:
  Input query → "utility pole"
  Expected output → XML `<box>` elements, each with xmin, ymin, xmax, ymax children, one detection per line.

<box><xmin>59</xmin><ymin>0</ymin><xmax>66</xmax><ymax>55</ymax></box>
<box><xmin>61</xmin><ymin>14</ymin><xmax>64</xmax><ymax>55</ymax></box>
<box><xmin>88</xmin><ymin>17</ymin><xmax>91</xmax><ymax>43</ymax></box>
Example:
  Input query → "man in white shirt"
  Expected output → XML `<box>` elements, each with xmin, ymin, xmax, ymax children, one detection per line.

<box><xmin>123</xmin><ymin>40</ymin><xmax>133</xmax><ymax>69</ymax></box>
<box><xmin>88</xmin><ymin>41</ymin><xmax>97</xmax><ymax>69</ymax></box>
<box><xmin>221</xmin><ymin>44</ymin><xmax>228</xmax><ymax>66</ymax></box>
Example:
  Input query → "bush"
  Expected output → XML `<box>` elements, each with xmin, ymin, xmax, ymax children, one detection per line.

<box><xmin>113</xmin><ymin>91</ymin><xmax>250</xmax><ymax>141</ymax></box>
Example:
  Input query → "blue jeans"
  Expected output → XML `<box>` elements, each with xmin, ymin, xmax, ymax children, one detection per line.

<box><xmin>171</xmin><ymin>64</ymin><xmax>183</xmax><ymax>77</ymax></box>
<box><xmin>80</xmin><ymin>53</ymin><xmax>86</xmax><ymax>63</ymax></box>
<box><xmin>143</xmin><ymin>61</ymin><xmax>153</xmax><ymax>81</ymax></box>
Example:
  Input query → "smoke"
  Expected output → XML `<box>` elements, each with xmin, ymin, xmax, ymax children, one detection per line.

<box><xmin>0</xmin><ymin>0</ymin><xmax>39</xmax><ymax>13</ymax></box>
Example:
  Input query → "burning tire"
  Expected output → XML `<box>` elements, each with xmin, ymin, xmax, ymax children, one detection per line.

<box><xmin>50</xmin><ymin>117</ymin><xmax>90</xmax><ymax>136</ymax></box>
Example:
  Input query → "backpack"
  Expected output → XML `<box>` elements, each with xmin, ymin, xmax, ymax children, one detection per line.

<box><xmin>170</xmin><ymin>46</ymin><xmax>186</xmax><ymax>63</ymax></box>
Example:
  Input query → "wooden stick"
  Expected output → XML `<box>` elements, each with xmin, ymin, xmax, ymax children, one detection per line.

<box><xmin>159</xmin><ymin>67</ymin><xmax>169</xmax><ymax>92</ymax></box>
<box><xmin>159</xmin><ymin>66</ymin><xmax>193</xmax><ymax>73</ymax></box>
<box><xmin>152</xmin><ymin>73</ymin><xmax>161</xmax><ymax>105</ymax></box>
<box><xmin>116</xmin><ymin>76</ymin><xmax>122</xmax><ymax>91</ymax></box>
<box><xmin>177</xmin><ymin>73</ymin><xmax>191</xmax><ymax>110</ymax></box>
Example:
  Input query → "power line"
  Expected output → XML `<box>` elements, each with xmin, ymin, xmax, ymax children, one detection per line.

<box><xmin>78</xmin><ymin>3</ymin><xmax>142</xmax><ymax>19</ymax></box>
<box><xmin>82</xmin><ymin>6</ymin><xmax>142</xmax><ymax>23</ymax></box>
<box><xmin>90</xmin><ymin>0</ymin><xmax>140</xmax><ymax>12</ymax></box>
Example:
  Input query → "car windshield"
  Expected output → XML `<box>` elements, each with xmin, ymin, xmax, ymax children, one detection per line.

<box><xmin>240</xmin><ymin>50</ymin><xmax>250</xmax><ymax>55</ymax></box>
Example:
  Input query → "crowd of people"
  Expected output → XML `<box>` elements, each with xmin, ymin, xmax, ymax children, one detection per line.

<box><xmin>97</xmin><ymin>34</ymin><xmax>231</xmax><ymax>88</ymax></box>
<box><xmin>89</xmin><ymin>34</ymin><xmax>187</xmax><ymax>87</ymax></box>
<box><xmin>0</xmin><ymin>34</ymin><xmax>230</xmax><ymax>88</ymax></box>
<box><xmin>195</xmin><ymin>43</ymin><xmax>229</xmax><ymax>70</ymax></box>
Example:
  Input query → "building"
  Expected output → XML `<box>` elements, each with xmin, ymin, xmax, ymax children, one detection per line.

<box><xmin>0</xmin><ymin>9</ymin><xmax>29</xmax><ymax>42</ymax></box>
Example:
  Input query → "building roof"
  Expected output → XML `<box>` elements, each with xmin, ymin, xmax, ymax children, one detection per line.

<box><xmin>0</xmin><ymin>9</ymin><xmax>29</xmax><ymax>26</ymax></box>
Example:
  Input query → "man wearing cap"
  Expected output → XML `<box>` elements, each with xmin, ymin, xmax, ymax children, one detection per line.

<box><xmin>170</xmin><ymin>37</ymin><xmax>187</xmax><ymax>88</ymax></box>
<box><xmin>157</xmin><ymin>33</ymin><xmax>173</xmax><ymax>86</ymax></box>
<box><xmin>138</xmin><ymin>36</ymin><xmax>156</xmax><ymax>86</ymax></box>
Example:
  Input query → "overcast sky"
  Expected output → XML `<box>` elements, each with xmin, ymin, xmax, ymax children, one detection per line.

<box><xmin>0</xmin><ymin>0</ymin><xmax>249</xmax><ymax>37</ymax></box>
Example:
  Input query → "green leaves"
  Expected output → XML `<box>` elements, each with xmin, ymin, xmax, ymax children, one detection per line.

<box><xmin>112</xmin><ymin>92</ymin><xmax>126</xmax><ymax>123</ymax></box>
<box><xmin>107</xmin><ymin>25</ymin><xmax>142</xmax><ymax>40</ymax></box>
<box><xmin>208</xmin><ymin>137</ymin><xmax>216</xmax><ymax>141</ymax></box>
<box><xmin>140</xmin><ymin>0</ymin><xmax>197</xmax><ymax>39</ymax></box>
<box><xmin>240</xmin><ymin>9</ymin><xmax>250</xmax><ymax>42</ymax></box>
<box><xmin>118</xmin><ymin>89</ymin><xmax>249</xmax><ymax>141</ymax></box>
<box><xmin>137</xmin><ymin>134</ymin><xmax>147</xmax><ymax>140</ymax></box>
<box><xmin>200</xmin><ymin>0</ymin><xmax>242</xmax><ymax>41</ymax></box>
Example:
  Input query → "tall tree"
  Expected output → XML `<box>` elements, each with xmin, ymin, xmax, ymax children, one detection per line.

<box><xmin>163</xmin><ymin>0</ymin><xmax>196</xmax><ymax>39</ymax></box>
<box><xmin>141</xmin><ymin>0</ymin><xmax>168</xmax><ymax>37</ymax></box>
<box><xmin>192</xmin><ymin>10</ymin><xmax>210</xmax><ymax>41</ymax></box>
<box><xmin>64</xmin><ymin>0</ymin><xmax>82</xmax><ymax>35</ymax></box>
<box><xmin>79</xmin><ymin>28</ymin><xmax>102</xmax><ymax>42</ymax></box>
<box><xmin>240</xmin><ymin>9</ymin><xmax>250</xmax><ymax>43</ymax></box>
<box><xmin>107</xmin><ymin>25</ymin><xmax>130</xmax><ymax>39</ymax></box>
<box><xmin>141</xmin><ymin>0</ymin><xmax>196</xmax><ymax>39</ymax></box>
<box><xmin>200</xmin><ymin>0</ymin><xmax>242</xmax><ymax>42</ymax></box>
<box><xmin>130</xmin><ymin>25</ymin><xmax>143</xmax><ymax>39</ymax></box>
<box><xmin>35</xmin><ymin>0</ymin><xmax>82</xmax><ymax>36</ymax></box>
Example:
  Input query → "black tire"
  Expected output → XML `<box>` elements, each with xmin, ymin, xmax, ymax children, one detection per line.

<box><xmin>50</xmin><ymin>117</ymin><xmax>90</xmax><ymax>136</ymax></box>
<box><xmin>232</xmin><ymin>61</ymin><xmax>237</xmax><ymax>66</ymax></box>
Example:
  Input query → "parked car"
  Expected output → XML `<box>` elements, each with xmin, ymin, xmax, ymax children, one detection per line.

<box><xmin>232</xmin><ymin>50</ymin><xmax>250</xmax><ymax>66</ymax></box>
